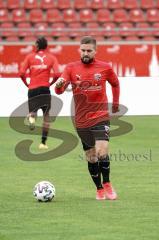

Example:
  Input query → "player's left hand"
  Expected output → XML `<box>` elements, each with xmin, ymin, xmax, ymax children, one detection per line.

<box><xmin>112</xmin><ymin>104</ymin><xmax>119</xmax><ymax>113</ymax></box>
<box><xmin>56</xmin><ymin>78</ymin><xmax>65</xmax><ymax>88</ymax></box>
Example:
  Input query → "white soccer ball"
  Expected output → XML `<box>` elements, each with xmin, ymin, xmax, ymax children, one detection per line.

<box><xmin>33</xmin><ymin>181</ymin><xmax>55</xmax><ymax>202</ymax></box>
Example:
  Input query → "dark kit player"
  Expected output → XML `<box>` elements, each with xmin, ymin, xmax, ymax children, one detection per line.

<box><xmin>55</xmin><ymin>36</ymin><xmax>120</xmax><ymax>200</ymax></box>
<box><xmin>19</xmin><ymin>37</ymin><xmax>59</xmax><ymax>150</ymax></box>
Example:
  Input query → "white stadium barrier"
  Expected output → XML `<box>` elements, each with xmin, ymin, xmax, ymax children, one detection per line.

<box><xmin>0</xmin><ymin>77</ymin><xmax>159</xmax><ymax>116</ymax></box>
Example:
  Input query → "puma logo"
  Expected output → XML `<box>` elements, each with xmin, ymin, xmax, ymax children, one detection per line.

<box><xmin>35</xmin><ymin>55</ymin><xmax>46</xmax><ymax>63</ymax></box>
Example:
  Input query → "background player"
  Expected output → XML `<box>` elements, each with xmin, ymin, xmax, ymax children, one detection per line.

<box><xmin>55</xmin><ymin>36</ymin><xmax>120</xmax><ymax>200</ymax></box>
<box><xmin>19</xmin><ymin>37</ymin><xmax>60</xmax><ymax>150</ymax></box>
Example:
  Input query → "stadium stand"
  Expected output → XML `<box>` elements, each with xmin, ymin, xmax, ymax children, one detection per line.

<box><xmin>40</xmin><ymin>0</ymin><xmax>57</xmax><ymax>9</ymax></box>
<box><xmin>73</xmin><ymin>0</ymin><xmax>90</xmax><ymax>9</ymax></box>
<box><xmin>12</xmin><ymin>9</ymin><xmax>27</xmax><ymax>22</ymax></box>
<box><xmin>0</xmin><ymin>0</ymin><xmax>158</xmax><ymax>41</ymax></box>
<box><xmin>24</xmin><ymin>0</ymin><xmax>39</xmax><ymax>9</ymax></box>
<box><xmin>63</xmin><ymin>9</ymin><xmax>79</xmax><ymax>23</ymax></box>
<box><xmin>91</xmin><ymin>0</ymin><xmax>105</xmax><ymax>10</ymax></box>
<box><xmin>57</xmin><ymin>0</ymin><xmax>72</xmax><ymax>9</ymax></box>
<box><xmin>17</xmin><ymin>22</ymin><xmax>33</xmax><ymax>37</ymax></box>
<box><xmin>96</xmin><ymin>9</ymin><xmax>112</xmax><ymax>23</ymax></box>
<box><xmin>106</xmin><ymin>0</ymin><xmax>123</xmax><ymax>9</ymax></box>
<box><xmin>7</xmin><ymin>0</ymin><xmax>22</xmax><ymax>9</ymax></box>
<box><xmin>123</xmin><ymin>0</ymin><xmax>139</xmax><ymax>9</ymax></box>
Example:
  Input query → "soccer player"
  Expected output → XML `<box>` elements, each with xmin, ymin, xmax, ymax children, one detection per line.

<box><xmin>19</xmin><ymin>37</ymin><xmax>60</xmax><ymax>150</ymax></box>
<box><xmin>55</xmin><ymin>36</ymin><xmax>120</xmax><ymax>200</ymax></box>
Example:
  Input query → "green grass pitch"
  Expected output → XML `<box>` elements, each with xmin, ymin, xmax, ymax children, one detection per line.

<box><xmin>0</xmin><ymin>116</ymin><xmax>159</xmax><ymax>240</ymax></box>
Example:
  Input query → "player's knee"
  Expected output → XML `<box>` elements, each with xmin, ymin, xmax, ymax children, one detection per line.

<box><xmin>87</xmin><ymin>155</ymin><xmax>98</xmax><ymax>163</ymax></box>
<box><xmin>97</xmin><ymin>149</ymin><xmax>108</xmax><ymax>159</ymax></box>
<box><xmin>98</xmin><ymin>155</ymin><xmax>109</xmax><ymax>163</ymax></box>
<box><xmin>85</xmin><ymin>148</ymin><xmax>97</xmax><ymax>163</ymax></box>
<box><xmin>85</xmin><ymin>151</ymin><xmax>98</xmax><ymax>163</ymax></box>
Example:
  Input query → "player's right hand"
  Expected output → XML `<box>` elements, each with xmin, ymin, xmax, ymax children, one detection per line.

<box><xmin>55</xmin><ymin>77</ymin><xmax>65</xmax><ymax>88</ymax></box>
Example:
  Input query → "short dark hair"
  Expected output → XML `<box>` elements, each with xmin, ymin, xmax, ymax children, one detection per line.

<box><xmin>36</xmin><ymin>37</ymin><xmax>48</xmax><ymax>50</ymax></box>
<box><xmin>80</xmin><ymin>36</ymin><xmax>96</xmax><ymax>47</ymax></box>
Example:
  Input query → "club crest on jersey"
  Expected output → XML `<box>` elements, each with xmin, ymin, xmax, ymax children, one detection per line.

<box><xmin>76</xmin><ymin>74</ymin><xmax>81</xmax><ymax>80</ymax></box>
<box><xmin>94</xmin><ymin>73</ymin><xmax>101</xmax><ymax>81</ymax></box>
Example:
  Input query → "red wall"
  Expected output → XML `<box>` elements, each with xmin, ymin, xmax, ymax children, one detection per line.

<box><xmin>1</xmin><ymin>44</ymin><xmax>159</xmax><ymax>77</ymax></box>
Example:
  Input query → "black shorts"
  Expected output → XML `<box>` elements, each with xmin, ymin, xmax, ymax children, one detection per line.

<box><xmin>28</xmin><ymin>87</ymin><xmax>51</xmax><ymax>114</ymax></box>
<box><xmin>76</xmin><ymin>121</ymin><xmax>110</xmax><ymax>151</ymax></box>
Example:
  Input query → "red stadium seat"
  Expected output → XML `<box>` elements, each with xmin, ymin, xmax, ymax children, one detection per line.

<box><xmin>6</xmin><ymin>36</ymin><xmax>19</xmax><ymax>41</ymax></box>
<box><xmin>57</xmin><ymin>0</ymin><xmax>72</xmax><ymax>9</ymax></box>
<box><xmin>23</xmin><ymin>36</ymin><xmax>37</xmax><ymax>42</ymax></box>
<box><xmin>73</xmin><ymin>0</ymin><xmax>90</xmax><ymax>9</ymax></box>
<box><xmin>102</xmin><ymin>22</ymin><xmax>117</xmax><ymax>37</ymax></box>
<box><xmin>91</xmin><ymin>0</ymin><xmax>105</xmax><ymax>10</ymax></box>
<box><xmin>106</xmin><ymin>0</ymin><xmax>123</xmax><ymax>9</ymax></box>
<box><xmin>79</xmin><ymin>9</ymin><xmax>94</xmax><ymax>23</ymax></box>
<box><xmin>50</xmin><ymin>23</ymin><xmax>67</xmax><ymax>37</ymax></box>
<box><xmin>17</xmin><ymin>22</ymin><xmax>33</xmax><ymax>37</ymax></box>
<box><xmin>135</xmin><ymin>22</ymin><xmax>151</xmax><ymax>37</ymax></box>
<box><xmin>156</xmin><ymin>0</ymin><xmax>159</xmax><ymax>8</ymax></box>
<box><xmin>0</xmin><ymin>9</ymin><xmax>10</xmax><ymax>22</ymax></box>
<box><xmin>119</xmin><ymin>22</ymin><xmax>134</xmax><ymax>37</ymax></box>
<box><xmin>46</xmin><ymin>9</ymin><xmax>63</xmax><ymax>23</ymax></box>
<box><xmin>12</xmin><ymin>9</ymin><xmax>27</xmax><ymax>23</ymax></box>
<box><xmin>140</xmin><ymin>0</ymin><xmax>156</xmax><ymax>9</ymax></box>
<box><xmin>94</xmin><ymin>35</ymin><xmax>105</xmax><ymax>40</ymax></box>
<box><xmin>29</xmin><ymin>9</ymin><xmax>44</xmax><ymax>23</ymax></box>
<box><xmin>129</xmin><ymin>9</ymin><xmax>145</xmax><ymax>23</ymax></box>
<box><xmin>24</xmin><ymin>0</ymin><xmax>39</xmax><ymax>9</ymax></box>
<box><xmin>63</xmin><ymin>9</ymin><xmax>79</xmax><ymax>23</ymax></box>
<box><xmin>0</xmin><ymin>0</ymin><xmax>6</xmax><ymax>8</ymax></box>
<box><xmin>125</xmin><ymin>35</ymin><xmax>140</xmax><ymax>40</ymax></box>
<box><xmin>146</xmin><ymin>9</ymin><xmax>159</xmax><ymax>22</ymax></box>
<box><xmin>142</xmin><ymin>36</ymin><xmax>156</xmax><ymax>40</ymax></box>
<box><xmin>57</xmin><ymin>36</ymin><xmax>72</xmax><ymax>41</ymax></box>
<box><xmin>7</xmin><ymin>0</ymin><xmax>22</xmax><ymax>9</ymax></box>
<box><xmin>1</xmin><ymin>22</ymin><xmax>16</xmax><ymax>37</ymax></box>
<box><xmin>34</xmin><ymin>23</ymin><xmax>50</xmax><ymax>37</ymax></box>
<box><xmin>40</xmin><ymin>0</ymin><xmax>57</xmax><ymax>9</ymax></box>
<box><xmin>113</xmin><ymin>9</ymin><xmax>129</xmax><ymax>23</ymax></box>
<box><xmin>79</xmin><ymin>35</ymin><xmax>104</xmax><ymax>41</ymax></box>
<box><xmin>86</xmin><ymin>22</ymin><xmax>102</xmax><ymax>37</ymax></box>
<box><xmin>45</xmin><ymin>36</ymin><xmax>54</xmax><ymax>42</ymax></box>
<box><xmin>123</xmin><ymin>0</ymin><xmax>139</xmax><ymax>9</ymax></box>
<box><xmin>108</xmin><ymin>36</ymin><xmax>122</xmax><ymax>41</ymax></box>
<box><xmin>67</xmin><ymin>22</ymin><xmax>83</xmax><ymax>38</ymax></box>
<box><xmin>96</xmin><ymin>9</ymin><xmax>111</xmax><ymax>23</ymax></box>
<box><xmin>152</xmin><ymin>23</ymin><xmax>159</xmax><ymax>36</ymax></box>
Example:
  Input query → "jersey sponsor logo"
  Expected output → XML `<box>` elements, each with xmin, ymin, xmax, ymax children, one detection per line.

<box><xmin>94</xmin><ymin>73</ymin><xmax>102</xmax><ymax>81</ymax></box>
<box><xmin>30</xmin><ymin>64</ymin><xmax>47</xmax><ymax>69</ymax></box>
<box><xmin>87</xmin><ymin>85</ymin><xmax>102</xmax><ymax>91</ymax></box>
<box><xmin>35</xmin><ymin>55</ymin><xmax>46</xmax><ymax>63</ymax></box>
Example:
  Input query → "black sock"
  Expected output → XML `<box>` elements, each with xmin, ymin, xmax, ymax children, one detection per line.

<box><xmin>88</xmin><ymin>162</ymin><xmax>103</xmax><ymax>189</ymax></box>
<box><xmin>98</xmin><ymin>155</ymin><xmax>110</xmax><ymax>183</ymax></box>
<box><xmin>42</xmin><ymin>130</ymin><xmax>48</xmax><ymax>144</ymax></box>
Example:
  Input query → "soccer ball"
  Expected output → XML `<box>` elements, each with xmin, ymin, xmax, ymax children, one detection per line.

<box><xmin>33</xmin><ymin>181</ymin><xmax>55</xmax><ymax>202</ymax></box>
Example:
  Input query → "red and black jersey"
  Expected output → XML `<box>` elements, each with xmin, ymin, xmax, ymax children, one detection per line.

<box><xmin>55</xmin><ymin>59</ymin><xmax>120</xmax><ymax>128</ymax></box>
<box><xmin>19</xmin><ymin>49</ymin><xmax>59</xmax><ymax>89</ymax></box>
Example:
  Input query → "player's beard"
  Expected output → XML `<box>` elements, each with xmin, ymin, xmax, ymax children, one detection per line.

<box><xmin>81</xmin><ymin>56</ymin><xmax>94</xmax><ymax>64</ymax></box>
